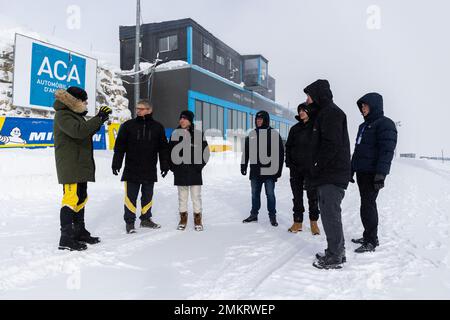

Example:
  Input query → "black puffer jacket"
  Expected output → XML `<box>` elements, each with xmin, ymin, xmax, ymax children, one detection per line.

<box><xmin>112</xmin><ymin>114</ymin><xmax>170</xmax><ymax>183</ymax></box>
<box><xmin>351</xmin><ymin>93</ymin><xmax>398</xmax><ymax>176</ymax></box>
<box><xmin>304</xmin><ymin>80</ymin><xmax>352</xmax><ymax>189</ymax></box>
<box><xmin>169</xmin><ymin>126</ymin><xmax>210</xmax><ymax>186</ymax></box>
<box><xmin>241</xmin><ymin>111</ymin><xmax>285</xmax><ymax>181</ymax></box>
<box><xmin>285</xmin><ymin>119</ymin><xmax>315</xmax><ymax>175</ymax></box>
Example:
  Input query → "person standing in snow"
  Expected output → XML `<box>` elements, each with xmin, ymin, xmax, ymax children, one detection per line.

<box><xmin>285</xmin><ymin>103</ymin><xmax>321</xmax><ymax>235</ymax></box>
<box><xmin>169</xmin><ymin>110</ymin><xmax>210</xmax><ymax>231</ymax></box>
<box><xmin>350</xmin><ymin>93</ymin><xmax>398</xmax><ymax>253</ymax></box>
<box><xmin>303</xmin><ymin>80</ymin><xmax>352</xmax><ymax>270</ymax></box>
<box><xmin>112</xmin><ymin>100</ymin><xmax>170</xmax><ymax>234</ymax></box>
<box><xmin>53</xmin><ymin>87</ymin><xmax>112</xmax><ymax>251</ymax></box>
<box><xmin>241</xmin><ymin>111</ymin><xmax>285</xmax><ymax>227</ymax></box>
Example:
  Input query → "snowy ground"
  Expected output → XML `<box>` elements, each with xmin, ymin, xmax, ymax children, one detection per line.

<box><xmin>0</xmin><ymin>149</ymin><xmax>450</xmax><ymax>300</ymax></box>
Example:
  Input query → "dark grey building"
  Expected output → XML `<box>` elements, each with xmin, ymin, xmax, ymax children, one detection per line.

<box><xmin>119</xmin><ymin>18</ymin><xmax>295</xmax><ymax>141</ymax></box>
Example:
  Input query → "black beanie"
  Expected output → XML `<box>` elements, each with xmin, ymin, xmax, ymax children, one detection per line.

<box><xmin>67</xmin><ymin>86</ymin><xmax>88</xmax><ymax>102</ymax></box>
<box><xmin>180</xmin><ymin>110</ymin><xmax>195</xmax><ymax>124</ymax></box>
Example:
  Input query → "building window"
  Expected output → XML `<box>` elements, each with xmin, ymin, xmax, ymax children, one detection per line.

<box><xmin>203</xmin><ymin>103</ymin><xmax>211</xmax><ymax>130</ymax></box>
<box><xmin>195</xmin><ymin>100</ymin><xmax>203</xmax><ymax>127</ymax></box>
<box><xmin>159</xmin><ymin>35</ymin><xmax>178</xmax><ymax>53</ymax></box>
<box><xmin>217</xmin><ymin>106</ymin><xmax>224</xmax><ymax>135</ymax></box>
<box><xmin>216</xmin><ymin>55</ymin><xmax>225</xmax><ymax>66</ymax></box>
<box><xmin>203</xmin><ymin>42</ymin><xmax>214</xmax><ymax>59</ymax></box>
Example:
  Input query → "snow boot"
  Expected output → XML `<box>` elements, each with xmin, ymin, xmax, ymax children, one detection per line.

<box><xmin>355</xmin><ymin>242</ymin><xmax>376</xmax><ymax>253</ymax></box>
<box><xmin>194</xmin><ymin>213</ymin><xmax>204</xmax><ymax>232</ymax></box>
<box><xmin>73</xmin><ymin>211</ymin><xmax>100</xmax><ymax>245</ymax></box>
<box><xmin>270</xmin><ymin>216</ymin><xmax>279</xmax><ymax>227</ymax></box>
<box><xmin>313</xmin><ymin>255</ymin><xmax>345</xmax><ymax>270</ymax></box>
<box><xmin>178</xmin><ymin>212</ymin><xmax>188</xmax><ymax>231</ymax></box>
<box><xmin>288</xmin><ymin>222</ymin><xmax>303</xmax><ymax>233</ymax></box>
<box><xmin>59</xmin><ymin>226</ymin><xmax>87</xmax><ymax>252</ymax></box>
<box><xmin>140</xmin><ymin>218</ymin><xmax>161</xmax><ymax>229</ymax></box>
<box><xmin>126</xmin><ymin>223</ymin><xmax>136</xmax><ymax>234</ymax></box>
<box><xmin>310</xmin><ymin>221</ymin><xmax>321</xmax><ymax>236</ymax></box>
<box><xmin>243</xmin><ymin>215</ymin><xmax>258</xmax><ymax>223</ymax></box>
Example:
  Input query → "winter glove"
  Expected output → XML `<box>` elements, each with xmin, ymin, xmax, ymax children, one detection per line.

<box><xmin>112</xmin><ymin>167</ymin><xmax>120</xmax><ymax>176</ymax></box>
<box><xmin>97</xmin><ymin>106</ymin><xmax>112</xmax><ymax>122</ymax></box>
<box><xmin>374</xmin><ymin>174</ymin><xmax>386</xmax><ymax>191</ymax></box>
<box><xmin>310</xmin><ymin>163</ymin><xmax>320</xmax><ymax>178</ymax></box>
<box><xmin>241</xmin><ymin>165</ymin><xmax>247</xmax><ymax>176</ymax></box>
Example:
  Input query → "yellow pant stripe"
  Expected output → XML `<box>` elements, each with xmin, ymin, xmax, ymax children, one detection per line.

<box><xmin>62</xmin><ymin>184</ymin><xmax>79</xmax><ymax>212</ymax></box>
<box><xmin>124</xmin><ymin>182</ymin><xmax>137</xmax><ymax>214</ymax></box>
<box><xmin>141</xmin><ymin>200</ymin><xmax>154</xmax><ymax>215</ymax></box>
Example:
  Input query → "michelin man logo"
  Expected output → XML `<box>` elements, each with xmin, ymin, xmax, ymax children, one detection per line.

<box><xmin>0</xmin><ymin>127</ymin><xmax>27</xmax><ymax>145</ymax></box>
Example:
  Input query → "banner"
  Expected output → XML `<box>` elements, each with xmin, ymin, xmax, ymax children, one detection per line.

<box><xmin>0</xmin><ymin>117</ymin><xmax>106</xmax><ymax>150</ymax></box>
<box><xmin>12</xmin><ymin>34</ymin><xmax>97</xmax><ymax>116</ymax></box>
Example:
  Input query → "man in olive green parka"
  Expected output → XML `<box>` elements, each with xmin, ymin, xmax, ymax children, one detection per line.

<box><xmin>53</xmin><ymin>87</ymin><xmax>112</xmax><ymax>251</ymax></box>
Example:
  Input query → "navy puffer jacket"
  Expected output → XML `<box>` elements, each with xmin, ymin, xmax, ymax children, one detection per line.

<box><xmin>351</xmin><ymin>93</ymin><xmax>398</xmax><ymax>176</ymax></box>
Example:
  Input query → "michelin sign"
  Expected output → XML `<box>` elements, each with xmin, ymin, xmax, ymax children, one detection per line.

<box><xmin>13</xmin><ymin>34</ymin><xmax>97</xmax><ymax>115</ymax></box>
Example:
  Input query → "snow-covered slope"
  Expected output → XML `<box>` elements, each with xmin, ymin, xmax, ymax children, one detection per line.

<box><xmin>0</xmin><ymin>150</ymin><xmax>449</xmax><ymax>300</ymax></box>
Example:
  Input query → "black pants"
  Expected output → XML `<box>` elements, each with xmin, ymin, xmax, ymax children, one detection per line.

<box><xmin>290</xmin><ymin>170</ymin><xmax>320</xmax><ymax>223</ymax></box>
<box><xmin>317</xmin><ymin>184</ymin><xmax>346</xmax><ymax>260</ymax></box>
<box><xmin>357</xmin><ymin>173</ymin><xmax>380</xmax><ymax>246</ymax></box>
<box><xmin>124</xmin><ymin>182</ymin><xmax>154</xmax><ymax>224</ymax></box>
<box><xmin>60</xmin><ymin>183</ymin><xmax>88</xmax><ymax>228</ymax></box>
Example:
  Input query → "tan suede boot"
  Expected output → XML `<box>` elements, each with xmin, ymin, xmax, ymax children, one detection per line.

<box><xmin>194</xmin><ymin>213</ymin><xmax>204</xmax><ymax>232</ymax></box>
<box><xmin>311</xmin><ymin>221</ymin><xmax>321</xmax><ymax>236</ymax></box>
<box><xmin>178</xmin><ymin>212</ymin><xmax>188</xmax><ymax>231</ymax></box>
<box><xmin>288</xmin><ymin>222</ymin><xmax>303</xmax><ymax>233</ymax></box>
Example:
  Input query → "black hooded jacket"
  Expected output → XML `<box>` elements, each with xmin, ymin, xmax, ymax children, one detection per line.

<box><xmin>304</xmin><ymin>80</ymin><xmax>352</xmax><ymax>189</ymax></box>
<box><xmin>112</xmin><ymin>114</ymin><xmax>170</xmax><ymax>183</ymax></box>
<box><xmin>285</xmin><ymin>116</ymin><xmax>316</xmax><ymax>175</ymax></box>
<box><xmin>351</xmin><ymin>93</ymin><xmax>398</xmax><ymax>176</ymax></box>
<box><xmin>168</xmin><ymin>126</ymin><xmax>210</xmax><ymax>186</ymax></box>
<box><xmin>241</xmin><ymin>111</ymin><xmax>285</xmax><ymax>181</ymax></box>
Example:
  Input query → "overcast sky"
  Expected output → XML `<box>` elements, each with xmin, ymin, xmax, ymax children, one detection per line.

<box><xmin>1</xmin><ymin>0</ymin><xmax>449</xmax><ymax>156</ymax></box>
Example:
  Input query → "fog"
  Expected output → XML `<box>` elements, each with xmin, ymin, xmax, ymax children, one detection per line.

<box><xmin>1</xmin><ymin>0</ymin><xmax>448</xmax><ymax>156</ymax></box>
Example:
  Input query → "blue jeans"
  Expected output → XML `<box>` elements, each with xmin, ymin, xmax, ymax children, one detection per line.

<box><xmin>251</xmin><ymin>179</ymin><xmax>277</xmax><ymax>217</ymax></box>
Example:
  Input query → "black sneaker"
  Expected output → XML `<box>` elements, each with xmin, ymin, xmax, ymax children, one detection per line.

<box><xmin>126</xmin><ymin>223</ymin><xmax>136</xmax><ymax>234</ymax></box>
<box><xmin>315</xmin><ymin>250</ymin><xmax>347</xmax><ymax>264</ymax></box>
<box><xmin>243</xmin><ymin>215</ymin><xmax>258</xmax><ymax>223</ymax></box>
<box><xmin>352</xmin><ymin>238</ymin><xmax>379</xmax><ymax>246</ymax></box>
<box><xmin>313</xmin><ymin>255</ymin><xmax>345</xmax><ymax>270</ymax></box>
<box><xmin>140</xmin><ymin>219</ymin><xmax>161</xmax><ymax>229</ymax></box>
<box><xmin>355</xmin><ymin>242</ymin><xmax>376</xmax><ymax>253</ymax></box>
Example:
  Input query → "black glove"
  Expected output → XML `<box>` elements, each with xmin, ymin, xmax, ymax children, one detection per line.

<box><xmin>310</xmin><ymin>163</ymin><xmax>320</xmax><ymax>178</ymax></box>
<box><xmin>161</xmin><ymin>170</ymin><xmax>169</xmax><ymax>178</ymax></box>
<box><xmin>97</xmin><ymin>106</ymin><xmax>112</xmax><ymax>122</ymax></box>
<box><xmin>112</xmin><ymin>167</ymin><xmax>120</xmax><ymax>176</ymax></box>
<box><xmin>241</xmin><ymin>165</ymin><xmax>247</xmax><ymax>176</ymax></box>
<box><xmin>374</xmin><ymin>174</ymin><xmax>386</xmax><ymax>191</ymax></box>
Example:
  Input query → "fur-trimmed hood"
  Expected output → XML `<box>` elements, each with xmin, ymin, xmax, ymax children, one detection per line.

<box><xmin>53</xmin><ymin>89</ymin><xmax>87</xmax><ymax>114</ymax></box>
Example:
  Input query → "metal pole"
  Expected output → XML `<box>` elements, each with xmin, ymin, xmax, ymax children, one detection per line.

<box><xmin>442</xmin><ymin>149</ymin><xmax>445</xmax><ymax>164</ymax></box>
<box><xmin>133</xmin><ymin>0</ymin><xmax>141</xmax><ymax>118</ymax></box>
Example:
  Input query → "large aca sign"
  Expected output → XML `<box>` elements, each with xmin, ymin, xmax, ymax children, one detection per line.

<box><xmin>13</xmin><ymin>34</ymin><xmax>97</xmax><ymax>116</ymax></box>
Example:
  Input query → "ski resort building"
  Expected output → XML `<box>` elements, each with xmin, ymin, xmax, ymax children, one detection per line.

<box><xmin>119</xmin><ymin>18</ymin><xmax>295</xmax><ymax>146</ymax></box>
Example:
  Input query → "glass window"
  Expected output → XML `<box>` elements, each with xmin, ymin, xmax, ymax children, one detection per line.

<box><xmin>242</xmin><ymin>112</ymin><xmax>247</xmax><ymax>131</ymax></box>
<box><xmin>203</xmin><ymin>103</ymin><xmax>211</xmax><ymax>130</ymax></box>
<box><xmin>203</xmin><ymin>42</ymin><xmax>214</xmax><ymax>59</ymax></box>
<box><xmin>159</xmin><ymin>35</ymin><xmax>178</xmax><ymax>53</ymax></box>
<box><xmin>227</xmin><ymin>109</ymin><xmax>232</xmax><ymax>130</ymax></box>
<box><xmin>218</xmin><ymin>106</ymin><xmax>224</xmax><ymax>136</ymax></box>
<box><xmin>232</xmin><ymin>110</ymin><xmax>238</xmax><ymax>129</ymax></box>
<box><xmin>260</xmin><ymin>60</ymin><xmax>268</xmax><ymax>85</ymax></box>
<box><xmin>211</xmin><ymin>104</ymin><xmax>218</xmax><ymax>129</ymax></box>
<box><xmin>216</xmin><ymin>55</ymin><xmax>225</xmax><ymax>65</ymax></box>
